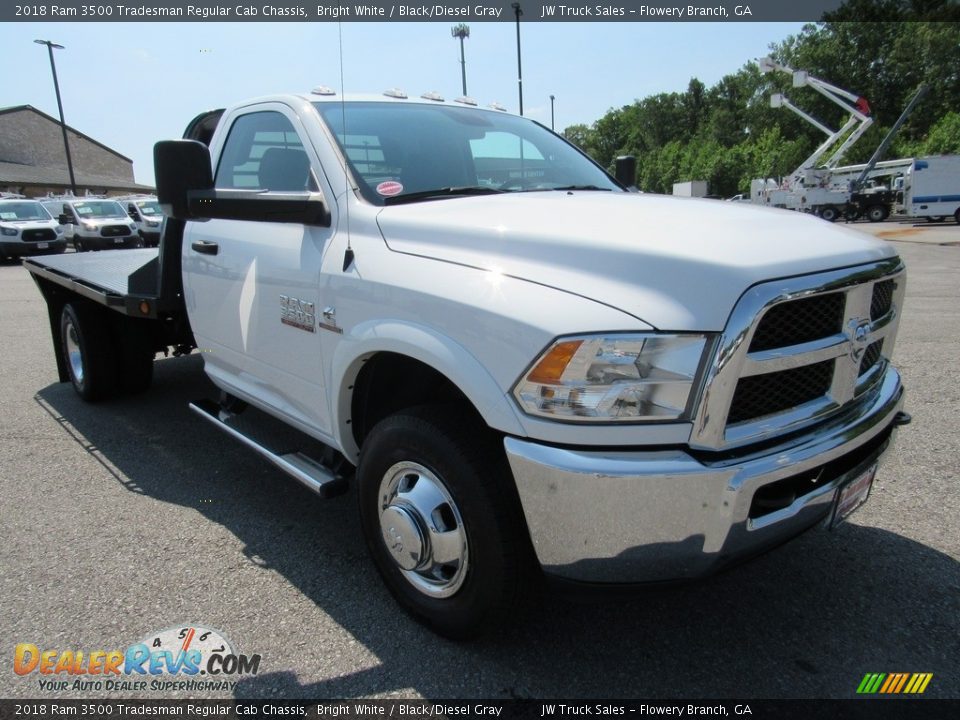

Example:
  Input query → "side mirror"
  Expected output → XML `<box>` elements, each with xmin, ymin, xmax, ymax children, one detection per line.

<box><xmin>154</xmin><ymin>139</ymin><xmax>331</xmax><ymax>227</ymax></box>
<box><xmin>58</xmin><ymin>213</ymin><xmax>72</xmax><ymax>225</ymax></box>
<box><xmin>154</xmin><ymin>140</ymin><xmax>214</xmax><ymax>220</ymax></box>
<box><xmin>615</xmin><ymin>155</ymin><xmax>637</xmax><ymax>189</ymax></box>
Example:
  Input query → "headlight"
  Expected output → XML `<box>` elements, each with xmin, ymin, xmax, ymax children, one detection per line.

<box><xmin>129</xmin><ymin>224</ymin><xmax>137</xmax><ymax>232</ymax></box>
<box><xmin>55</xmin><ymin>225</ymin><xmax>64</xmax><ymax>235</ymax></box>
<box><xmin>0</xmin><ymin>227</ymin><xmax>17</xmax><ymax>236</ymax></box>
<box><xmin>82</xmin><ymin>221</ymin><xmax>97</xmax><ymax>231</ymax></box>
<box><xmin>513</xmin><ymin>333</ymin><xmax>710</xmax><ymax>422</ymax></box>
<box><xmin>146</xmin><ymin>220</ymin><xmax>160</xmax><ymax>227</ymax></box>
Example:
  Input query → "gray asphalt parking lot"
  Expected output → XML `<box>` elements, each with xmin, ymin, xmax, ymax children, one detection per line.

<box><xmin>1</xmin><ymin>219</ymin><xmax>958</xmax><ymax>700</ymax></box>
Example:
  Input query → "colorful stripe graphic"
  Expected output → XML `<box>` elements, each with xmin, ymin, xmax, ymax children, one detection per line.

<box><xmin>857</xmin><ymin>673</ymin><xmax>933</xmax><ymax>694</ymax></box>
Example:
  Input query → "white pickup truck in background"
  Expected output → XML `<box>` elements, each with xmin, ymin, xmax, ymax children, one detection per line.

<box><xmin>24</xmin><ymin>90</ymin><xmax>910</xmax><ymax>638</ymax></box>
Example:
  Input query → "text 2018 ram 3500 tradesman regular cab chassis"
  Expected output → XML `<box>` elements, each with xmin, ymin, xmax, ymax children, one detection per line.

<box><xmin>25</xmin><ymin>92</ymin><xmax>910</xmax><ymax>638</ymax></box>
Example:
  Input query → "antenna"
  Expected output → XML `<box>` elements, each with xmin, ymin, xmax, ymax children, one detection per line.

<box><xmin>337</xmin><ymin>22</ymin><xmax>354</xmax><ymax>272</ymax></box>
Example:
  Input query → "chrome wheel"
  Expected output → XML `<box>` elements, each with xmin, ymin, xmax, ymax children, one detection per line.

<box><xmin>378</xmin><ymin>461</ymin><xmax>468</xmax><ymax>598</ymax></box>
<box><xmin>64</xmin><ymin>316</ymin><xmax>84</xmax><ymax>385</ymax></box>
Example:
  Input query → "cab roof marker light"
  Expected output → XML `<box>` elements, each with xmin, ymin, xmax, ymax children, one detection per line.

<box><xmin>384</xmin><ymin>88</ymin><xmax>408</xmax><ymax>99</ymax></box>
<box><xmin>488</xmin><ymin>102</ymin><xmax>507</xmax><ymax>112</ymax></box>
<box><xmin>454</xmin><ymin>96</ymin><xmax>478</xmax><ymax>106</ymax></box>
<box><xmin>311</xmin><ymin>86</ymin><xmax>337</xmax><ymax>96</ymax></box>
<box><xmin>421</xmin><ymin>91</ymin><xmax>445</xmax><ymax>102</ymax></box>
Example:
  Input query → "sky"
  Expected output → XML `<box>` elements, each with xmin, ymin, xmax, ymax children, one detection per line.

<box><xmin>1</xmin><ymin>21</ymin><xmax>807</xmax><ymax>185</ymax></box>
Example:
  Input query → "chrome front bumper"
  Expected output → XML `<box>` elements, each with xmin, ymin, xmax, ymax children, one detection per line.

<box><xmin>505</xmin><ymin>367</ymin><xmax>905</xmax><ymax>584</ymax></box>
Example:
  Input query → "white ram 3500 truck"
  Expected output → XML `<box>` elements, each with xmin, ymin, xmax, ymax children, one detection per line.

<box><xmin>25</xmin><ymin>92</ymin><xmax>911</xmax><ymax>638</ymax></box>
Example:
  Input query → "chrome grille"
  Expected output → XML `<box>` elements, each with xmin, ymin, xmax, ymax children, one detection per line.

<box><xmin>728</xmin><ymin>359</ymin><xmax>835</xmax><ymax>424</ymax></box>
<box><xmin>691</xmin><ymin>258</ymin><xmax>905</xmax><ymax>450</ymax></box>
<box><xmin>871</xmin><ymin>279</ymin><xmax>895</xmax><ymax>321</ymax></box>
<box><xmin>749</xmin><ymin>292</ymin><xmax>844</xmax><ymax>351</ymax></box>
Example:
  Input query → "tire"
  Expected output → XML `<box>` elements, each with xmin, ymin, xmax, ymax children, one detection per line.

<box><xmin>357</xmin><ymin>407</ymin><xmax>534</xmax><ymax>639</ymax></box>
<box><xmin>74</xmin><ymin>240</ymin><xmax>85</xmax><ymax>253</ymax></box>
<box><xmin>60</xmin><ymin>302</ymin><xmax>119</xmax><ymax>401</ymax></box>
<box><xmin>819</xmin><ymin>206</ymin><xmax>839</xmax><ymax>222</ymax></box>
<box><xmin>866</xmin><ymin>205</ymin><xmax>889</xmax><ymax>223</ymax></box>
<box><xmin>955</xmin><ymin>208</ymin><xmax>960</xmax><ymax>225</ymax></box>
<box><xmin>844</xmin><ymin>208</ymin><xmax>861</xmax><ymax>222</ymax></box>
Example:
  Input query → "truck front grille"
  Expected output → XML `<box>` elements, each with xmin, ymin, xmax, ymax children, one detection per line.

<box><xmin>749</xmin><ymin>292</ymin><xmax>844</xmax><ymax>351</ymax></box>
<box><xmin>871</xmin><ymin>279</ymin><xmax>895</xmax><ymax>320</ymax></box>
<box><xmin>100</xmin><ymin>225</ymin><xmax>131</xmax><ymax>237</ymax></box>
<box><xmin>22</xmin><ymin>228</ymin><xmax>57</xmax><ymax>242</ymax></box>
<box><xmin>728</xmin><ymin>360</ymin><xmax>835</xmax><ymax>424</ymax></box>
<box><xmin>690</xmin><ymin>258</ymin><xmax>905</xmax><ymax>450</ymax></box>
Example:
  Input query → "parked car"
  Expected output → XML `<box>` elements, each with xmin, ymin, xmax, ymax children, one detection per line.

<box><xmin>0</xmin><ymin>199</ymin><xmax>67</xmax><ymax>260</ymax></box>
<box><xmin>115</xmin><ymin>194</ymin><xmax>164</xmax><ymax>247</ymax></box>
<box><xmin>40</xmin><ymin>197</ymin><xmax>140</xmax><ymax>251</ymax></box>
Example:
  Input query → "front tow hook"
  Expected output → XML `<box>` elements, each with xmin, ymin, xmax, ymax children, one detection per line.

<box><xmin>894</xmin><ymin>411</ymin><xmax>912</xmax><ymax>427</ymax></box>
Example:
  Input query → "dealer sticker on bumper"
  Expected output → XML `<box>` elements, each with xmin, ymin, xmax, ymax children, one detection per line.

<box><xmin>829</xmin><ymin>464</ymin><xmax>877</xmax><ymax>529</ymax></box>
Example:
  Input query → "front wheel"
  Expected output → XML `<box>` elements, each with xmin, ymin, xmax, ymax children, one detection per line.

<box><xmin>357</xmin><ymin>407</ymin><xmax>534</xmax><ymax>639</ymax></box>
<box><xmin>866</xmin><ymin>205</ymin><xmax>889</xmax><ymax>222</ymax></box>
<box><xmin>819</xmin><ymin>206</ymin><xmax>839</xmax><ymax>222</ymax></box>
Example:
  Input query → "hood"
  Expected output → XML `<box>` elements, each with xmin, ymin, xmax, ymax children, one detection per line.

<box><xmin>375</xmin><ymin>192</ymin><xmax>896</xmax><ymax>330</ymax></box>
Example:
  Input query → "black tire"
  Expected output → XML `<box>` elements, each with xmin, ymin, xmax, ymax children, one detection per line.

<box><xmin>60</xmin><ymin>302</ymin><xmax>119</xmax><ymax>401</ymax></box>
<box><xmin>866</xmin><ymin>205</ymin><xmax>889</xmax><ymax>223</ymax></box>
<box><xmin>819</xmin><ymin>206</ymin><xmax>839</xmax><ymax>222</ymax></box>
<box><xmin>955</xmin><ymin>208</ymin><xmax>960</xmax><ymax>225</ymax></box>
<box><xmin>74</xmin><ymin>240</ymin><xmax>85</xmax><ymax>253</ymax></box>
<box><xmin>357</xmin><ymin>407</ymin><xmax>534</xmax><ymax>639</ymax></box>
<box><xmin>844</xmin><ymin>208</ymin><xmax>860</xmax><ymax>222</ymax></box>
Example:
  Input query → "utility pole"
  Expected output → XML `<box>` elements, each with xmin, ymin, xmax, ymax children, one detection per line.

<box><xmin>34</xmin><ymin>39</ymin><xmax>77</xmax><ymax>195</ymax></box>
<box><xmin>550</xmin><ymin>95</ymin><xmax>555</xmax><ymax>130</ymax></box>
<box><xmin>511</xmin><ymin>3</ymin><xmax>523</xmax><ymax>115</ymax></box>
<box><xmin>451</xmin><ymin>24</ymin><xmax>470</xmax><ymax>97</ymax></box>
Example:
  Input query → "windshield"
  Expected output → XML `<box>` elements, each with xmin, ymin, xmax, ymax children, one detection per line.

<box><xmin>314</xmin><ymin>101</ymin><xmax>621</xmax><ymax>204</ymax></box>
<box><xmin>0</xmin><ymin>201</ymin><xmax>52</xmax><ymax>222</ymax></box>
<box><xmin>72</xmin><ymin>201</ymin><xmax>128</xmax><ymax>219</ymax></box>
<box><xmin>136</xmin><ymin>200</ymin><xmax>162</xmax><ymax>216</ymax></box>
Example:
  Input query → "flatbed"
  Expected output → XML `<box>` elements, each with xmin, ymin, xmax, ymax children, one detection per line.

<box><xmin>24</xmin><ymin>249</ymin><xmax>163</xmax><ymax>317</ymax></box>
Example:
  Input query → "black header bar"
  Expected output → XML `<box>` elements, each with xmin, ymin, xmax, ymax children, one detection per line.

<box><xmin>5</xmin><ymin>1</ymin><xmax>859</xmax><ymax>23</ymax></box>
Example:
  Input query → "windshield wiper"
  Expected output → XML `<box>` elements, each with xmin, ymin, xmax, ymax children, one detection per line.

<box><xmin>383</xmin><ymin>186</ymin><xmax>506</xmax><ymax>205</ymax></box>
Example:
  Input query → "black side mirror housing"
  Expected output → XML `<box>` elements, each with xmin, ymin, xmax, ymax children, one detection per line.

<box><xmin>58</xmin><ymin>213</ymin><xmax>72</xmax><ymax>225</ymax></box>
<box><xmin>615</xmin><ymin>155</ymin><xmax>637</xmax><ymax>190</ymax></box>
<box><xmin>154</xmin><ymin>140</ymin><xmax>214</xmax><ymax>220</ymax></box>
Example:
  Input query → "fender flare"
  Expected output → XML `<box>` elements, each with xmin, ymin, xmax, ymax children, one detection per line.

<box><xmin>330</xmin><ymin>319</ymin><xmax>527</xmax><ymax>461</ymax></box>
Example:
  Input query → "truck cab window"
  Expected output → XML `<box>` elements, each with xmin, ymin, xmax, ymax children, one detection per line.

<box><xmin>215</xmin><ymin>111</ymin><xmax>318</xmax><ymax>192</ymax></box>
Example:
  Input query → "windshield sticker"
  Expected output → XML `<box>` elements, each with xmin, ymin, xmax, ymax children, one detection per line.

<box><xmin>376</xmin><ymin>181</ymin><xmax>403</xmax><ymax>197</ymax></box>
<box><xmin>0</xmin><ymin>212</ymin><xmax>16</xmax><ymax>220</ymax></box>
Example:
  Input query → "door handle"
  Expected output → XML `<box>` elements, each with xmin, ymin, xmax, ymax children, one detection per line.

<box><xmin>191</xmin><ymin>240</ymin><xmax>219</xmax><ymax>255</ymax></box>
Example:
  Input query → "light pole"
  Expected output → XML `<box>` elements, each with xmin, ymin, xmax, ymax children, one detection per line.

<box><xmin>34</xmin><ymin>39</ymin><xmax>77</xmax><ymax>195</ymax></box>
<box><xmin>550</xmin><ymin>95</ymin><xmax>555</xmax><ymax>130</ymax></box>
<box><xmin>511</xmin><ymin>3</ymin><xmax>523</xmax><ymax>115</ymax></box>
<box><xmin>451</xmin><ymin>24</ymin><xmax>470</xmax><ymax>97</ymax></box>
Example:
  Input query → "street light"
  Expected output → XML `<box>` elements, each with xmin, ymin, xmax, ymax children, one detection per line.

<box><xmin>34</xmin><ymin>39</ymin><xmax>77</xmax><ymax>195</ymax></box>
<box><xmin>550</xmin><ymin>95</ymin><xmax>555</xmax><ymax>130</ymax></box>
<box><xmin>451</xmin><ymin>24</ymin><xmax>470</xmax><ymax>97</ymax></box>
<box><xmin>511</xmin><ymin>3</ymin><xmax>523</xmax><ymax>115</ymax></box>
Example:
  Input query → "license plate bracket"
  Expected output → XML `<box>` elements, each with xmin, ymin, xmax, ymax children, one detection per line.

<box><xmin>829</xmin><ymin>464</ymin><xmax>877</xmax><ymax>529</ymax></box>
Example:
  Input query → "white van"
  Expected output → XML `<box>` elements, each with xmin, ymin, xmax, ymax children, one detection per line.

<box><xmin>115</xmin><ymin>194</ymin><xmax>164</xmax><ymax>247</ymax></box>
<box><xmin>0</xmin><ymin>199</ymin><xmax>67</xmax><ymax>260</ymax></box>
<box><xmin>40</xmin><ymin>198</ymin><xmax>140</xmax><ymax>252</ymax></box>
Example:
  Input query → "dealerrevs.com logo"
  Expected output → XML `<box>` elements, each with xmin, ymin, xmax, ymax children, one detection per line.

<box><xmin>14</xmin><ymin>625</ymin><xmax>261</xmax><ymax>693</ymax></box>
